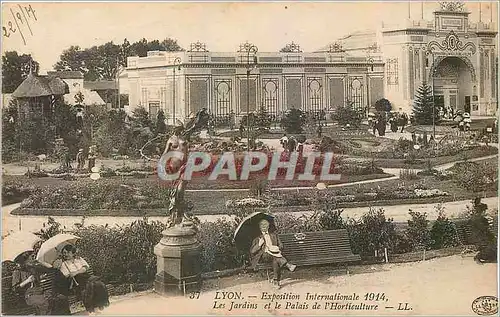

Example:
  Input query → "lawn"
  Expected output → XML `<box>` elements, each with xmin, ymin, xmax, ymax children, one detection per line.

<box><xmin>7</xmin><ymin>167</ymin><xmax>496</xmax><ymax>217</ymax></box>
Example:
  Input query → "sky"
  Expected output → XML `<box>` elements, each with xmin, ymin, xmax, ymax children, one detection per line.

<box><xmin>1</xmin><ymin>1</ymin><xmax>498</xmax><ymax>73</ymax></box>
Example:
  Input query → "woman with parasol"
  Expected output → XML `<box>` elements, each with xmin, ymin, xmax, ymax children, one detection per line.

<box><xmin>4</xmin><ymin>232</ymin><xmax>70</xmax><ymax>315</ymax></box>
<box><xmin>234</xmin><ymin>212</ymin><xmax>296</xmax><ymax>289</ymax></box>
<box><xmin>37</xmin><ymin>233</ymin><xmax>109</xmax><ymax>314</ymax></box>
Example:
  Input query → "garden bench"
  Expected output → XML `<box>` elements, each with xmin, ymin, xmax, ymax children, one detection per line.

<box><xmin>1</xmin><ymin>267</ymin><xmax>95</xmax><ymax>315</ymax></box>
<box><xmin>254</xmin><ymin>229</ymin><xmax>361</xmax><ymax>280</ymax></box>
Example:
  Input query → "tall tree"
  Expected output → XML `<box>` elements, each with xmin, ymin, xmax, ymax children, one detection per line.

<box><xmin>413</xmin><ymin>83</ymin><xmax>438</xmax><ymax>125</ymax></box>
<box><xmin>2</xmin><ymin>51</ymin><xmax>40</xmax><ymax>93</ymax></box>
<box><xmin>160</xmin><ymin>38</ymin><xmax>184</xmax><ymax>51</ymax></box>
<box><xmin>281</xmin><ymin>108</ymin><xmax>305</xmax><ymax>134</ymax></box>
<box><xmin>54</xmin><ymin>38</ymin><xmax>184</xmax><ymax>80</ymax></box>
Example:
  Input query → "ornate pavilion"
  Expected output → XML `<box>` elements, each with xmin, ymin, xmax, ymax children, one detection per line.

<box><xmin>125</xmin><ymin>2</ymin><xmax>497</xmax><ymax>124</ymax></box>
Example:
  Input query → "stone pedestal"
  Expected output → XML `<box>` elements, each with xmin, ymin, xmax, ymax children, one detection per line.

<box><xmin>153</xmin><ymin>225</ymin><xmax>202</xmax><ymax>296</ymax></box>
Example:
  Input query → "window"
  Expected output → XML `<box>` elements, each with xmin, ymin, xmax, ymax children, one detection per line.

<box><xmin>386</xmin><ymin>58</ymin><xmax>399</xmax><ymax>85</ymax></box>
<box><xmin>349</xmin><ymin>78</ymin><xmax>363</xmax><ymax>112</ymax></box>
<box><xmin>149</xmin><ymin>102</ymin><xmax>160</xmax><ymax>119</ymax></box>
<box><xmin>141</xmin><ymin>88</ymin><xmax>148</xmax><ymax>107</ymax></box>
<box><xmin>160</xmin><ymin>87</ymin><xmax>167</xmax><ymax>111</ymax></box>
<box><xmin>215</xmin><ymin>80</ymin><xmax>231</xmax><ymax>117</ymax></box>
<box><xmin>263</xmin><ymin>79</ymin><xmax>278</xmax><ymax>115</ymax></box>
<box><xmin>308</xmin><ymin>78</ymin><xmax>323</xmax><ymax>113</ymax></box>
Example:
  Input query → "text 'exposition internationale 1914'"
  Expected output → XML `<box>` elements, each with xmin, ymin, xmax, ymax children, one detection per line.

<box><xmin>205</xmin><ymin>291</ymin><xmax>413</xmax><ymax>312</ymax></box>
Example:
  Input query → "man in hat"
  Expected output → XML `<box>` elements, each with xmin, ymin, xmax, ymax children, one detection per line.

<box><xmin>250</xmin><ymin>219</ymin><xmax>296</xmax><ymax>289</ymax></box>
<box><xmin>76</xmin><ymin>149</ymin><xmax>85</xmax><ymax>171</ymax></box>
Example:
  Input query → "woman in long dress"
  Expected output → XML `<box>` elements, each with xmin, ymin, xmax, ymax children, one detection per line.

<box><xmin>12</xmin><ymin>251</ymin><xmax>70</xmax><ymax>315</ymax></box>
<box><xmin>56</xmin><ymin>244</ymin><xmax>109</xmax><ymax>313</ymax></box>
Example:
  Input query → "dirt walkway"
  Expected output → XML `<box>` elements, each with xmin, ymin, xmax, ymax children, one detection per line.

<box><xmin>4</xmin><ymin>197</ymin><xmax>497</xmax><ymax>236</ymax></box>
<box><xmin>97</xmin><ymin>255</ymin><xmax>497</xmax><ymax>316</ymax></box>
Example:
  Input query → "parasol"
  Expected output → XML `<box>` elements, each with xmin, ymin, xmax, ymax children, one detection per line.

<box><xmin>2</xmin><ymin>231</ymin><xmax>41</xmax><ymax>262</ymax></box>
<box><xmin>36</xmin><ymin>233</ymin><xmax>80</xmax><ymax>265</ymax></box>
<box><xmin>233</xmin><ymin>211</ymin><xmax>276</xmax><ymax>252</ymax></box>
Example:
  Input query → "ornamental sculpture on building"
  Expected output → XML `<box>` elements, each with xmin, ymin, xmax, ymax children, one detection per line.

<box><xmin>328</xmin><ymin>42</ymin><xmax>344</xmax><ymax>53</ymax></box>
<box><xmin>428</xmin><ymin>31</ymin><xmax>476</xmax><ymax>54</ymax></box>
<box><xmin>439</xmin><ymin>1</ymin><xmax>465</xmax><ymax>12</ymax></box>
<box><xmin>188</xmin><ymin>41</ymin><xmax>209</xmax><ymax>52</ymax></box>
<box><xmin>281</xmin><ymin>42</ymin><xmax>302</xmax><ymax>53</ymax></box>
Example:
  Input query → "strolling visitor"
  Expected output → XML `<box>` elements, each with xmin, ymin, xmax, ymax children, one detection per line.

<box><xmin>87</xmin><ymin>146</ymin><xmax>96</xmax><ymax>171</ymax></box>
<box><xmin>399</xmin><ymin>111</ymin><xmax>408</xmax><ymax>133</ymax></box>
<box><xmin>239</xmin><ymin>122</ymin><xmax>245</xmax><ymax>138</ymax></box>
<box><xmin>280</xmin><ymin>134</ymin><xmax>288</xmax><ymax>151</ymax></box>
<box><xmin>76</xmin><ymin>149</ymin><xmax>85</xmax><ymax>171</ymax></box>
<box><xmin>250</xmin><ymin>219</ymin><xmax>296</xmax><ymax>289</ymax></box>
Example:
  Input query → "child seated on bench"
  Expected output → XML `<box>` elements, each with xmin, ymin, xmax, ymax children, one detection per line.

<box><xmin>250</xmin><ymin>219</ymin><xmax>296</xmax><ymax>289</ymax></box>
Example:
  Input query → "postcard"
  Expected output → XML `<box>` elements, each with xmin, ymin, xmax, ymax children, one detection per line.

<box><xmin>1</xmin><ymin>1</ymin><xmax>498</xmax><ymax>316</ymax></box>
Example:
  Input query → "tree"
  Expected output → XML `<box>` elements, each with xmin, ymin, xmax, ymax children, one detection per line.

<box><xmin>281</xmin><ymin>108</ymin><xmax>305</xmax><ymax>134</ymax></box>
<box><xmin>2</xmin><ymin>51</ymin><xmax>40</xmax><ymax>93</ymax></box>
<box><xmin>256</xmin><ymin>106</ymin><xmax>271</xmax><ymax>131</ymax></box>
<box><xmin>303</xmin><ymin>112</ymin><xmax>317</xmax><ymax>137</ymax></box>
<box><xmin>413</xmin><ymin>83</ymin><xmax>438</xmax><ymax>125</ymax></box>
<box><xmin>160</xmin><ymin>38</ymin><xmax>184</xmax><ymax>52</ymax></box>
<box><xmin>54</xmin><ymin>38</ymin><xmax>184</xmax><ymax>81</ymax></box>
<box><xmin>374</xmin><ymin>98</ymin><xmax>392</xmax><ymax>113</ymax></box>
<box><xmin>156</xmin><ymin>110</ymin><xmax>167</xmax><ymax>135</ymax></box>
<box><xmin>331</xmin><ymin>102</ymin><xmax>363</xmax><ymax>126</ymax></box>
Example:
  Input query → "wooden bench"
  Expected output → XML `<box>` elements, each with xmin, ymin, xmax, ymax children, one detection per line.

<box><xmin>255</xmin><ymin>229</ymin><xmax>361</xmax><ymax>280</ymax></box>
<box><xmin>2</xmin><ymin>267</ymin><xmax>95</xmax><ymax>315</ymax></box>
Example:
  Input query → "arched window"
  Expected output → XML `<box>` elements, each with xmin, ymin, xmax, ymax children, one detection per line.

<box><xmin>263</xmin><ymin>79</ymin><xmax>278</xmax><ymax>115</ymax></box>
<box><xmin>215</xmin><ymin>80</ymin><xmax>231</xmax><ymax>117</ymax></box>
<box><xmin>308</xmin><ymin>78</ymin><xmax>322</xmax><ymax>112</ymax></box>
<box><xmin>349</xmin><ymin>78</ymin><xmax>363</xmax><ymax>112</ymax></box>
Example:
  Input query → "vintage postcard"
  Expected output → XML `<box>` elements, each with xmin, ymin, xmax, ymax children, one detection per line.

<box><xmin>1</xmin><ymin>1</ymin><xmax>498</xmax><ymax>316</ymax></box>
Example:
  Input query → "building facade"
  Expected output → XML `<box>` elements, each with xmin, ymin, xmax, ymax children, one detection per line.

<box><xmin>381</xmin><ymin>1</ymin><xmax>497</xmax><ymax>116</ymax></box>
<box><xmin>126</xmin><ymin>2</ymin><xmax>497</xmax><ymax>124</ymax></box>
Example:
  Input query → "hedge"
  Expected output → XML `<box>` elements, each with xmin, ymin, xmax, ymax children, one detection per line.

<box><xmin>7</xmin><ymin>199</ymin><xmax>493</xmax><ymax>286</ymax></box>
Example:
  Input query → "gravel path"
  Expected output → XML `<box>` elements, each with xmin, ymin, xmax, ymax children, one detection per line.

<box><xmin>97</xmin><ymin>255</ymin><xmax>497</xmax><ymax>316</ymax></box>
<box><xmin>4</xmin><ymin>197</ymin><xmax>497</xmax><ymax>236</ymax></box>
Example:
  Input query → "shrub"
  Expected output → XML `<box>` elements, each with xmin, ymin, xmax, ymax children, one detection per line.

<box><xmin>450</xmin><ymin>161</ymin><xmax>498</xmax><ymax>192</ymax></box>
<box><xmin>463</xmin><ymin>198</ymin><xmax>496</xmax><ymax>248</ymax></box>
<box><xmin>400</xmin><ymin>168</ymin><xmax>419</xmax><ymax>180</ymax></box>
<box><xmin>406</xmin><ymin>211</ymin><xmax>431</xmax><ymax>250</ymax></box>
<box><xmin>429</xmin><ymin>205</ymin><xmax>459</xmax><ymax>249</ymax></box>
<box><xmin>346</xmin><ymin>207</ymin><xmax>397</xmax><ymax>256</ymax></box>
<box><xmin>331</xmin><ymin>102</ymin><xmax>363</xmax><ymax>127</ymax></box>
<box><xmin>2</xmin><ymin>179</ymin><xmax>37</xmax><ymax>205</ymax></box>
<box><xmin>198</xmin><ymin>218</ymin><xmax>242</xmax><ymax>271</ymax></box>
<box><xmin>281</xmin><ymin>108</ymin><xmax>305</xmax><ymax>134</ymax></box>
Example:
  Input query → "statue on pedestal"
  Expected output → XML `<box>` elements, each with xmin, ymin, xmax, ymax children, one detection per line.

<box><xmin>162</xmin><ymin>108</ymin><xmax>210</xmax><ymax>229</ymax></box>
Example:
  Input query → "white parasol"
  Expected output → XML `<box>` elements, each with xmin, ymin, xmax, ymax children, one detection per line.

<box><xmin>36</xmin><ymin>233</ymin><xmax>80</xmax><ymax>265</ymax></box>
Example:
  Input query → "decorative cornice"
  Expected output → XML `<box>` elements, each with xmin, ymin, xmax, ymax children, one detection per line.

<box><xmin>383</xmin><ymin>29</ymin><xmax>430</xmax><ymax>36</ymax></box>
<box><xmin>183</xmin><ymin>62</ymin><xmax>385</xmax><ymax>68</ymax></box>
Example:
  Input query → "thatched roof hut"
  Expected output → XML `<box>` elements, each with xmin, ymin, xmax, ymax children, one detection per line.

<box><xmin>12</xmin><ymin>73</ymin><xmax>69</xmax><ymax>98</ymax></box>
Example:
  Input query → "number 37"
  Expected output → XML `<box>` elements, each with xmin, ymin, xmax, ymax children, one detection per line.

<box><xmin>189</xmin><ymin>291</ymin><xmax>200</xmax><ymax>299</ymax></box>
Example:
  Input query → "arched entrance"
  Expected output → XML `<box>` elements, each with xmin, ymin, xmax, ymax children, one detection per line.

<box><xmin>430</xmin><ymin>56</ymin><xmax>476</xmax><ymax>114</ymax></box>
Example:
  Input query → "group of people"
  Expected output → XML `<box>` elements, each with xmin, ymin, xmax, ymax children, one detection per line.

<box><xmin>279</xmin><ymin>134</ymin><xmax>304</xmax><ymax>153</ymax></box>
<box><xmin>73</xmin><ymin>146</ymin><xmax>97</xmax><ymax>171</ymax></box>
<box><xmin>10</xmin><ymin>244</ymin><xmax>109</xmax><ymax>315</ymax></box>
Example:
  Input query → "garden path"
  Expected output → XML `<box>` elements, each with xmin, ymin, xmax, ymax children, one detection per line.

<box><xmin>4</xmin><ymin>197</ymin><xmax>498</xmax><ymax>236</ymax></box>
<box><xmin>96</xmin><ymin>255</ymin><xmax>496</xmax><ymax>316</ymax></box>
